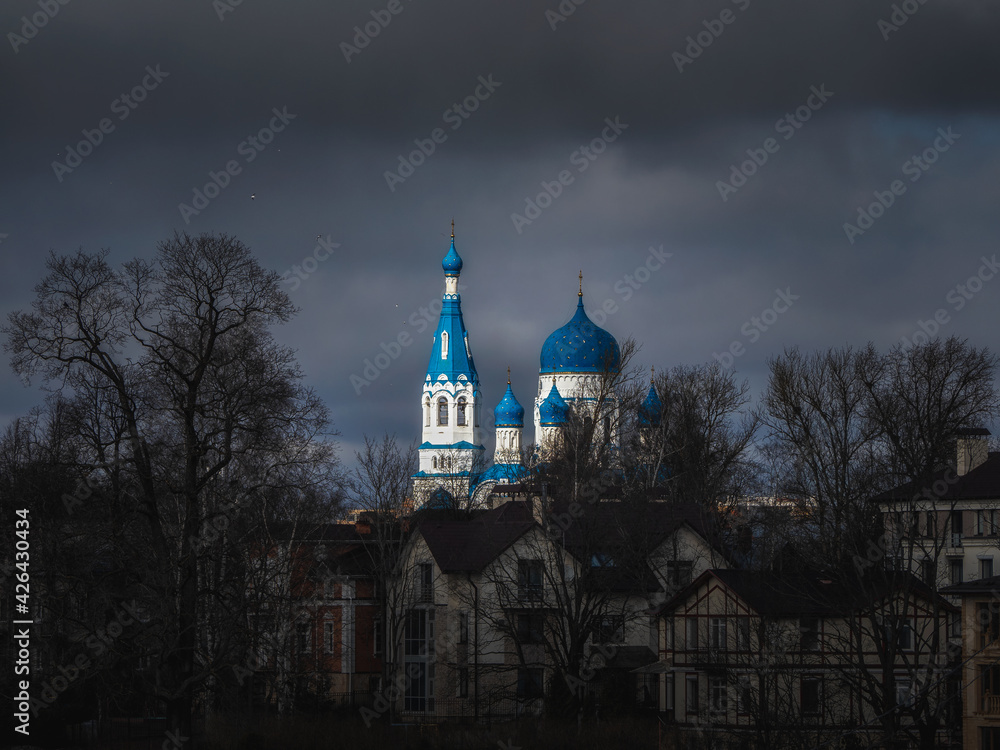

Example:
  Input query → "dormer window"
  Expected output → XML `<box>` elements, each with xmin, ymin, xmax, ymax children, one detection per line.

<box><xmin>438</xmin><ymin>398</ymin><xmax>448</xmax><ymax>426</ymax></box>
<box><xmin>457</xmin><ymin>397</ymin><xmax>467</xmax><ymax>426</ymax></box>
<box><xmin>441</xmin><ymin>331</ymin><xmax>449</xmax><ymax>360</ymax></box>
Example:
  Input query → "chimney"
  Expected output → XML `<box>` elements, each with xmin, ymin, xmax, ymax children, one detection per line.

<box><xmin>956</xmin><ymin>427</ymin><xmax>990</xmax><ymax>476</ymax></box>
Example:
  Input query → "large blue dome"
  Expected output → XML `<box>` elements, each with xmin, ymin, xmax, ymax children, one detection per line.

<box><xmin>494</xmin><ymin>381</ymin><xmax>524</xmax><ymax>428</ymax></box>
<box><xmin>540</xmin><ymin>296</ymin><xmax>620</xmax><ymax>374</ymax></box>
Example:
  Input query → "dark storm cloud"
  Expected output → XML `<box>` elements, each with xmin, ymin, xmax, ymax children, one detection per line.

<box><xmin>2</xmin><ymin>0</ymin><xmax>999</xmax><ymax>459</ymax></box>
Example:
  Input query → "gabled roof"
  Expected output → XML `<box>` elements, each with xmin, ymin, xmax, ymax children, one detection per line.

<box><xmin>875</xmin><ymin>452</ymin><xmax>1000</xmax><ymax>503</ymax></box>
<box><xmin>656</xmin><ymin>568</ymin><xmax>957</xmax><ymax>618</ymax></box>
<box><xmin>416</xmin><ymin>501</ymin><xmax>536</xmax><ymax>573</ymax></box>
<box><xmin>941</xmin><ymin>573</ymin><xmax>1000</xmax><ymax>596</ymax></box>
<box><xmin>415</xmin><ymin>498</ymin><xmax>728</xmax><ymax>579</ymax></box>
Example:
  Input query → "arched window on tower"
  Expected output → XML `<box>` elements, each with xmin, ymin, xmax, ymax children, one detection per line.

<box><xmin>457</xmin><ymin>397</ymin><xmax>467</xmax><ymax>426</ymax></box>
<box><xmin>438</xmin><ymin>398</ymin><xmax>449</xmax><ymax>426</ymax></box>
<box><xmin>432</xmin><ymin>456</ymin><xmax>437</xmax><ymax>469</ymax></box>
<box><xmin>441</xmin><ymin>331</ymin><xmax>449</xmax><ymax>360</ymax></box>
<box><xmin>424</xmin><ymin>398</ymin><xmax>430</xmax><ymax>427</ymax></box>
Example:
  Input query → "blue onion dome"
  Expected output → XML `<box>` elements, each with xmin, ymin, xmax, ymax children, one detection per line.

<box><xmin>495</xmin><ymin>378</ymin><xmax>525</xmax><ymax>428</ymax></box>
<box><xmin>540</xmin><ymin>293</ymin><xmax>620</xmax><ymax>374</ymax></box>
<box><xmin>538</xmin><ymin>379</ymin><xmax>570</xmax><ymax>425</ymax></box>
<box><xmin>442</xmin><ymin>237</ymin><xmax>463</xmax><ymax>276</ymax></box>
<box><xmin>638</xmin><ymin>382</ymin><xmax>662</xmax><ymax>427</ymax></box>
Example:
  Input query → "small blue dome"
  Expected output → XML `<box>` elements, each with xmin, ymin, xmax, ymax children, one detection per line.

<box><xmin>427</xmin><ymin>486</ymin><xmax>454</xmax><ymax>509</ymax></box>
<box><xmin>494</xmin><ymin>381</ymin><xmax>524</xmax><ymax>428</ymax></box>
<box><xmin>472</xmin><ymin>461</ymin><xmax>527</xmax><ymax>491</ymax></box>
<box><xmin>540</xmin><ymin>296</ymin><xmax>620</xmax><ymax>374</ymax></box>
<box><xmin>538</xmin><ymin>380</ymin><xmax>569</xmax><ymax>425</ymax></box>
<box><xmin>442</xmin><ymin>238</ymin><xmax>463</xmax><ymax>276</ymax></box>
<box><xmin>638</xmin><ymin>383</ymin><xmax>662</xmax><ymax>427</ymax></box>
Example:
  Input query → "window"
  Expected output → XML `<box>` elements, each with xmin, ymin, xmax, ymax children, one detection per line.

<box><xmin>458</xmin><ymin>611</ymin><xmax>469</xmax><ymax>645</ymax></box>
<box><xmin>457</xmin><ymin>397</ymin><xmax>467</xmax><ymax>426</ymax></box>
<box><xmin>404</xmin><ymin>662</ymin><xmax>435</xmax><ymax>712</ymax></box>
<box><xmin>374</xmin><ymin>616</ymin><xmax>383</xmax><ymax>655</ymax></box>
<box><xmin>665</xmin><ymin>560</ymin><xmax>694</xmax><ymax>588</ymax></box>
<box><xmin>424</xmin><ymin>399</ymin><xmax>430</xmax><ymax>427</ymax></box>
<box><xmin>896</xmin><ymin>677</ymin><xmax>914</xmax><ymax>708</ymax></box>
<box><xmin>736</xmin><ymin>676</ymin><xmax>751</xmax><ymax>714</ymax></box>
<box><xmin>950</xmin><ymin>511</ymin><xmax>964</xmax><ymax>546</ymax></box>
<box><xmin>685</xmin><ymin>674</ymin><xmax>699</xmax><ymax>714</ymax></box>
<box><xmin>685</xmin><ymin>618</ymin><xmax>699</xmax><ymax>650</ymax></box>
<box><xmin>432</xmin><ymin>456</ymin><xmax>437</xmax><ymax>469</ymax></box>
<box><xmin>517</xmin><ymin>668</ymin><xmax>544</xmax><ymax>699</ymax></box>
<box><xmin>296</xmin><ymin>622</ymin><xmax>310</xmax><ymax>654</ymax></box>
<box><xmin>710</xmin><ymin>618</ymin><xmax>727</xmax><ymax>651</ymax></box>
<box><xmin>517</xmin><ymin>613</ymin><xmax>544</xmax><ymax>644</ymax></box>
<box><xmin>404</xmin><ymin>608</ymin><xmax>435</xmax><ymax>657</ymax></box>
<box><xmin>441</xmin><ymin>331</ymin><xmax>448</xmax><ymax>359</ymax></box>
<box><xmin>518</xmin><ymin>559</ymin><xmax>543</xmax><ymax>601</ymax></box>
<box><xmin>437</xmin><ymin>398</ymin><xmax>448</xmax><ymax>426</ymax></box>
<box><xmin>458</xmin><ymin>667</ymin><xmax>469</xmax><ymax>698</ymax></box>
<box><xmin>982</xmin><ymin>557</ymin><xmax>995</xmax><ymax>579</ymax></box>
<box><xmin>949</xmin><ymin>558</ymin><xmax>964</xmax><ymax>585</ymax></box>
<box><xmin>896</xmin><ymin>619</ymin><xmax>914</xmax><ymax>651</ymax></box>
<box><xmin>920</xmin><ymin>558</ymin><xmax>936</xmax><ymax>586</ymax></box>
<box><xmin>925</xmin><ymin>511</ymin><xmax>937</xmax><ymax>538</ymax></box>
<box><xmin>801</xmin><ymin>678</ymin><xmax>821</xmax><ymax>715</ymax></box>
<box><xmin>595</xmin><ymin>615</ymin><xmax>624</xmax><ymax>645</ymax></box>
<box><xmin>416</xmin><ymin>563</ymin><xmax>433</xmax><ymax>603</ymax></box>
<box><xmin>978</xmin><ymin>602</ymin><xmax>1000</xmax><ymax>648</ymax></box>
<box><xmin>324</xmin><ymin>621</ymin><xmax>336</xmax><ymax>654</ymax></box>
<box><xmin>978</xmin><ymin>510</ymin><xmax>997</xmax><ymax>536</ymax></box>
<box><xmin>709</xmin><ymin>676</ymin><xmax>727</xmax><ymax>713</ymax></box>
<box><xmin>664</xmin><ymin>674</ymin><xmax>675</xmax><ymax>718</ymax></box>
<box><xmin>736</xmin><ymin>617</ymin><xmax>751</xmax><ymax>651</ymax></box>
<box><xmin>800</xmin><ymin>617</ymin><xmax>820</xmax><ymax>651</ymax></box>
<box><xmin>950</xmin><ymin>610</ymin><xmax>962</xmax><ymax>639</ymax></box>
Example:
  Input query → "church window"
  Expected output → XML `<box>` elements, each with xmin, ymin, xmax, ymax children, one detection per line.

<box><xmin>424</xmin><ymin>398</ymin><xmax>430</xmax><ymax>427</ymax></box>
<box><xmin>438</xmin><ymin>398</ymin><xmax>448</xmax><ymax>426</ymax></box>
<box><xmin>432</xmin><ymin>457</ymin><xmax>437</xmax><ymax>469</ymax></box>
<box><xmin>441</xmin><ymin>331</ymin><xmax>448</xmax><ymax>360</ymax></box>
<box><xmin>457</xmin><ymin>398</ymin><xmax>467</xmax><ymax>426</ymax></box>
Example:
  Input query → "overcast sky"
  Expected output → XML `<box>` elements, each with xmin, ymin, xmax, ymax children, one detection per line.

<box><xmin>2</xmin><ymin>0</ymin><xmax>999</xmax><ymax>465</ymax></box>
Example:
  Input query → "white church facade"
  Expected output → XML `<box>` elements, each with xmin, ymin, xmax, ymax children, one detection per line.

<box><xmin>411</xmin><ymin>229</ymin><xmax>636</xmax><ymax>508</ymax></box>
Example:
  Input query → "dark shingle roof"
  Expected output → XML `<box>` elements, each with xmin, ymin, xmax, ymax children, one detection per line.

<box><xmin>876</xmin><ymin>452</ymin><xmax>1000</xmax><ymax>503</ymax></box>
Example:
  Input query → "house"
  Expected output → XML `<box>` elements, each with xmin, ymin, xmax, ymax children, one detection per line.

<box><xmin>248</xmin><ymin>521</ymin><xmax>383</xmax><ymax>709</ymax></box>
<box><xmin>875</xmin><ymin>428</ymin><xmax>1000</xmax><ymax>590</ymax></box>
<box><xmin>388</xmin><ymin>495</ymin><xmax>730</xmax><ymax>720</ymax></box>
<box><xmin>941</xmin><ymin>575</ymin><xmax>1000</xmax><ymax>750</ymax></box>
<box><xmin>655</xmin><ymin>568</ymin><xmax>958</xmax><ymax>748</ymax></box>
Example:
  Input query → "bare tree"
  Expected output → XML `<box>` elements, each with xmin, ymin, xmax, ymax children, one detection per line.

<box><xmin>3</xmin><ymin>233</ymin><xmax>340</xmax><ymax>745</ymax></box>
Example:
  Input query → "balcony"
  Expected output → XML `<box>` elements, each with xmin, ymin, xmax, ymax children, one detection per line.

<box><xmin>979</xmin><ymin>692</ymin><xmax>1000</xmax><ymax>715</ymax></box>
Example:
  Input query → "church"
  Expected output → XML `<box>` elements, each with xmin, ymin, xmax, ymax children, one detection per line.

<box><xmin>410</xmin><ymin>228</ymin><xmax>633</xmax><ymax>508</ymax></box>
